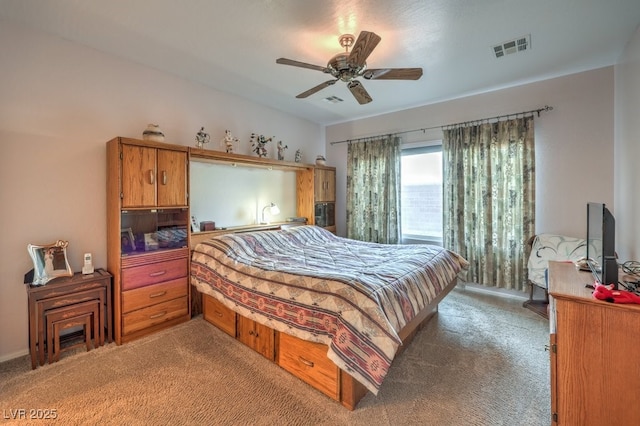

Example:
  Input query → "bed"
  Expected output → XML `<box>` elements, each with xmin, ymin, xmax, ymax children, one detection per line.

<box><xmin>190</xmin><ymin>225</ymin><xmax>468</xmax><ymax>408</ymax></box>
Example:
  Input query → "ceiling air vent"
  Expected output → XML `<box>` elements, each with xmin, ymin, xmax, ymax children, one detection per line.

<box><xmin>493</xmin><ymin>35</ymin><xmax>531</xmax><ymax>58</ymax></box>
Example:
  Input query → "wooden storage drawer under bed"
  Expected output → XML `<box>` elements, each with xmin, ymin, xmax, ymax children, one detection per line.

<box><xmin>200</xmin><ymin>293</ymin><xmax>369</xmax><ymax>409</ymax></box>
<box><xmin>202</xmin><ymin>295</ymin><xmax>236</xmax><ymax>337</ymax></box>
<box><xmin>277</xmin><ymin>332</ymin><xmax>340</xmax><ymax>400</ymax></box>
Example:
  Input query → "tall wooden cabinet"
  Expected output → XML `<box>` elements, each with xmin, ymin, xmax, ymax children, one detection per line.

<box><xmin>107</xmin><ymin>137</ymin><xmax>191</xmax><ymax>344</ymax></box>
<box><xmin>297</xmin><ymin>165</ymin><xmax>336</xmax><ymax>233</ymax></box>
<box><xmin>548</xmin><ymin>261</ymin><xmax>640</xmax><ymax>425</ymax></box>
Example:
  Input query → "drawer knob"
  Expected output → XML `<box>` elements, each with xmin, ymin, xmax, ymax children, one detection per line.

<box><xmin>149</xmin><ymin>291</ymin><xmax>167</xmax><ymax>298</ymax></box>
<box><xmin>148</xmin><ymin>270</ymin><xmax>167</xmax><ymax>277</ymax></box>
<box><xmin>214</xmin><ymin>310</ymin><xmax>224</xmax><ymax>318</ymax></box>
<box><xmin>298</xmin><ymin>356</ymin><xmax>314</xmax><ymax>368</ymax></box>
<box><xmin>149</xmin><ymin>311</ymin><xmax>167</xmax><ymax>320</ymax></box>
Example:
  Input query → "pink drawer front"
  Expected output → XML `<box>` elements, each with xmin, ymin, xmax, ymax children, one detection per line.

<box><xmin>122</xmin><ymin>258</ymin><xmax>187</xmax><ymax>290</ymax></box>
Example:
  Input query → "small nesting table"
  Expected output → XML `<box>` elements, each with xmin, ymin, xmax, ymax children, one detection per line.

<box><xmin>25</xmin><ymin>269</ymin><xmax>112</xmax><ymax>369</ymax></box>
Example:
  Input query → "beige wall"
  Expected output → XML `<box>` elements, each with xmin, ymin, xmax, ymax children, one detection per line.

<box><xmin>326</xmin><ymin>67</ymin><xmax>615</xmax><ymax>242</ymax></box>
<box><xmin>615</xmin><ymin>25</ymin><xmax>640</xmax><ymax>262</ymax></box>
<box><xmin>0</xmin><ymin>22</ymin><xmax>324</xmax><ymax>361</ymax></box>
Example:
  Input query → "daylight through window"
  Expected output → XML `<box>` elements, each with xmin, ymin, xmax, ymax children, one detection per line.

<box><xmin>401</xmin><ymin>144</ymin><xmax>443</xmax><ymax>245</ymax></box>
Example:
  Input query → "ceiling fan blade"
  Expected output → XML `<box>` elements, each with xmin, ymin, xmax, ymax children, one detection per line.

<box><xmin>296</xmin><ymin>79</ymin><xmax>337</xmax><ymax>98</ymax></box>
<box><xmin>363</xmin><ymin>68</ymin><xmax>423</xmax><ymax>80</ymax></box>
<box><xmin>276</xmin><ymin>58</ymin><xmax>328</xmax><ymax>73</ymax></box>
<box><xmin>348</xmin><ymin>31</ymin><xmax>381</xmax><ymax>68</ymax></box>
<box><xmin>347</xmin><ymin>80</ymin><xmax>372</xmax><ymax>104</ymax></box>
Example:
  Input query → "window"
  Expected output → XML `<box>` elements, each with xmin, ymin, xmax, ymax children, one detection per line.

<box><xmin>401</xmin><ymin>144</ymin><xmax>442</xmax><ymax>245</ymax></box>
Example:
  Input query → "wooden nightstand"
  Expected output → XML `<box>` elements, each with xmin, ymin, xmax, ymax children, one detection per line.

<box><xmin>25</xmin><ymin>269</ymin><xmax>112</xmax><ymax>369</ymax></box>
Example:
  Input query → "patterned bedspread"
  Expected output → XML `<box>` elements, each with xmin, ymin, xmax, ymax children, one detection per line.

<box><xmin>190</xmin><ymin>225</ymin><xmax>468</xmax><ymax>394</ymax></box>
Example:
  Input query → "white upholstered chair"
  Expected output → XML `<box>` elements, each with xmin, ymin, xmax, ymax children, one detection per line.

<box><xmin>523</xmin><ymin>234</ymin><xmax>588</xmax><ymax>317</ymax></box>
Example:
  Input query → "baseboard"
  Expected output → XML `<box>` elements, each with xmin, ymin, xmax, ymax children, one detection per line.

<box><xmin>458</xmin><ymin>282</ymin><xmax>528</xmax><ymax>301</ymax></box>
<box><xmin>0</xmin><ymin>348</ymin><xmax>29</xmax><ymax>363</ymax></box>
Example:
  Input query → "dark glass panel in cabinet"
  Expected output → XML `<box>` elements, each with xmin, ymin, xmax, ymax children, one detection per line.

<box><xmin>120</xmin><ymin>208</ymin><xmax>188</xmax><ymax>256</ymax></box>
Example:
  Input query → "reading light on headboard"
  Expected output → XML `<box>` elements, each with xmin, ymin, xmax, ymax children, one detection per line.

<box><xmin>261</xmin><ymin>202</ymin><xmax>280</xmax><ymax>224</ymax></box>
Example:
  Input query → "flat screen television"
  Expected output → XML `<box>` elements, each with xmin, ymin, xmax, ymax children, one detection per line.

<box><xmin>586</xmin><ymin>202</ymin><xmax>618</xmax><ymax>288</ymax></box>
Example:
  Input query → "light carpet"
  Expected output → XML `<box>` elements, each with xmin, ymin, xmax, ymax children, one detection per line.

<box><xmin>0</xmin><ymin>287</ymin><xmax>550</xmax><ymax>425</ymax></box>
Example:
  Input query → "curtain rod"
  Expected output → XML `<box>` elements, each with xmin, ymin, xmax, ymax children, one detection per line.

<box><xmin>329</xmin><ymin>105</ymin><xmax>553</xmax><ymax>145</ymax></box>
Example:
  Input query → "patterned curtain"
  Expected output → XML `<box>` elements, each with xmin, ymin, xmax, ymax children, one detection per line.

<box><xmin>346</xmin><ymin>136</ymin><xmax>401</xmax><ymax>243</ymax></box>
<box><xmin>442</xmin><ymin>117</ymin><xmax>535</xmax><ymax>291</ymax></box>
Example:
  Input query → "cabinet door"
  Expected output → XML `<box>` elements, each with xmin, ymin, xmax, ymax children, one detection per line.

<box><xmin>157</xmin><ymin>149</ymin><xmax>187</xmax><ymax>207</ymax></box>
<box><xmin>237</xmin><ymin>315</ymin><xmax>274</xmax><ymax>360</ymax></box>
<box><xmin>323</xmin><ymin>169</ymin><xmax>335</xmax><ymax>201</ymax></box>
<box><xmin>314</xmin><ymin>169</ymin><xmax>336</xmax><ymax>202</ymax></box>
<box><xmin>121</xmin><ymin>145</ymin><xmax>156</xmax><ymax>208</ymax></box>
<box><xmin>554</xmin><ymin>298</ymin><xmax>640</xmax><ymax>424</ymax></box>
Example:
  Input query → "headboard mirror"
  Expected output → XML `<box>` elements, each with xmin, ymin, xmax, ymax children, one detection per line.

<box><xmin>190</xmin><ymin>158</ymin><xmax>298</xmax><ymax>231</ymax></box>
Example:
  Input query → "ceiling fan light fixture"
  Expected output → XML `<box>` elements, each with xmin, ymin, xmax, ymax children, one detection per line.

<box><xmin>339</xmin><ymin>34</ymin><xmax>355</xmax><ymax>51</ymax></box>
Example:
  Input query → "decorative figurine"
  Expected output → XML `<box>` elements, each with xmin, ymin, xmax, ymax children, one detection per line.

<box><xmin>250</xmin><ymin>133</ymin><xmax>273</xmax><ymax>158</ymax></box>
<box><xmin>142</xmin><ymin>124</ymin><xmax>165</xmax><ymax>142</ymax></box>
<box><xmin>295</xmin><ymin>149</ymin><xmax>302</xmax><ymax>163</ymax></box>
<box><xmin>221</xmin><ymin>130</ymin><xmax>239</xmax><ymax>153</ymax></box>
<box><xmin>195</xmin><ymin>127</ymin><xmax>210</xmax><ymax>148</ymax></box>
<box><xmin>277</xmin><ymin>140</ymin><xmax>288</xmax><ymax>160</ymax></box>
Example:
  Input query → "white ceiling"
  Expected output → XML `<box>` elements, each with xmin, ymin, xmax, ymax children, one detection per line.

<box><xmin>2</xmin><ymin>0</ymin><xmax>639</xmax><ymax>125</ymax></box>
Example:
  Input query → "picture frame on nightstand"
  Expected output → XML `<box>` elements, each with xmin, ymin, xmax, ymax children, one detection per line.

<box><xmin>27</xmin><ymin>240</ymin><xmax>73</xmax><ymax>286</ymax></box>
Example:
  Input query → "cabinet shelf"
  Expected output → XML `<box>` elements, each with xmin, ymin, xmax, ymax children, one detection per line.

<box><xmin>190</xmin><ymin>148</ymin><xmax>314</xmax><ymax>172</ymax></box>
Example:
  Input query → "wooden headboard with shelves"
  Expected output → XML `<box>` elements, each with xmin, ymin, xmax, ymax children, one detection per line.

<box><xmin>189</xmin><ymin>147</ymin><xmax>316</xmax><ymax>236</ymax></box>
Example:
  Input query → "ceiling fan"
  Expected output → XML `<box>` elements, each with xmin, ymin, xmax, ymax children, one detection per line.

<box><xmin>276</xmin><ymin>30</ymin><xmax>423</xmax><ymax>105</ymax></box>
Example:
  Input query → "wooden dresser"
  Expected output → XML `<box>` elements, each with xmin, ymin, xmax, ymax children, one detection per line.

<box><xmin>548</xmin><ymin>261</ymin><xmax>640</xmax><ymax>425</ymax></box>
<box><xmin>106</xmin><ymin>137</ymin><xmax>191</xmax><ymax>344</ymax></box>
